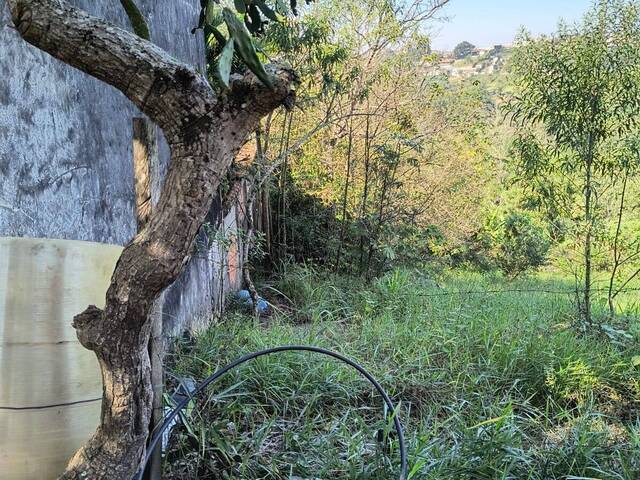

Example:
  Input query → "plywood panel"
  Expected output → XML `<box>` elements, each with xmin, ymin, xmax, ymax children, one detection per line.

<box><xmin>0</xmin><ymin>237</ymin><xmax>122</xmax><ymax>345</ymax></box>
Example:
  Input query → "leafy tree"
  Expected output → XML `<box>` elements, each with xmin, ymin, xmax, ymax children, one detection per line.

<box><xmin>256</xmin><ymin>0</ymin><xmax>458</xmax><ymax>275</ymax></box>
<box><xmin>453</xmin><ymin>40</ymin><xmax>476</xmax><ymax>59</ymax></box>
<box><xmin>506</xmin><ymin>0</ymin><xmax>640</xmax><ymax>324</ymax></box>
<box><xmin>604</xmin><ymin>133</ymin><xmax>640</xmax><ymax>315</ymax></box>
<box><xmin>494</xmin><ymin>212</ymin><xmax>550</xmax><ymax>277</ymax></box>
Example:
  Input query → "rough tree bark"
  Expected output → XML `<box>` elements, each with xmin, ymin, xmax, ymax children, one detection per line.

<box><xmin>132</xmin><ymin>117</ymin><xmax>163</xmax><ymax>480</ymax></box>
<box><xmin>5</xmin><ymin>1</ymin><xmax>297</xmax><ymax>479</ymax></box>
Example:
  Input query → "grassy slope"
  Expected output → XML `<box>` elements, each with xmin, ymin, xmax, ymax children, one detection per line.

<box><xmin>166</xmin><ymin>267</ymin><xmax>640</xmax><ymax>479</ymax></box>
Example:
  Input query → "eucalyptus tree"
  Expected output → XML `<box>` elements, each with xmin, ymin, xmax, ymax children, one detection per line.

<box><xmin>4</xmin><ymin>0</ymin><xmax>312</xmax><ymax>478</ymax></box>
<box><xmin>507</xmin><ymin>0</ymin><xmax>640</xmax><ymax>325</ymax></box>
<box><xmin>605</xmin><ymin>134</ymin><xmax>640</xmax><ymax>316</ymax></box>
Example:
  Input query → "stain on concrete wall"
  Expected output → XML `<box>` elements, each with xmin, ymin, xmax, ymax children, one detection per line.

<box><xmin>0</xmin><ymin>0</ymin><xmax>245</xmax><ymax>337</ymax></box>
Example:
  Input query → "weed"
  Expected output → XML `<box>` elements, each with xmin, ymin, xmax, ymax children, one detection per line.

<box><xmin>164</xmin><ymin>267</ymin><xmax>640</xmax><ymax>479</ymax></box>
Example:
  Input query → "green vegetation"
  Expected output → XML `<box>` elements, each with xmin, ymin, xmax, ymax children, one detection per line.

<box><xmin>453</xmin><ymin>40</ymin><xmax>476</xmax><ymax>59</ymax></box>
<box><xmin>483</xmin><ymin>211</ymin><xmax>551</xmax><ymax>277</ymax></box>
<box><xmin>238</xmin><ymin>0</ymin><xmax>640</xmax><ymax>323</ymax></box>
<box><xmin>165</xmin><ymin>266</ymin><xmax>640</xmax><ymax>479</ymax></box>
<box><xmin>507</xmin><ymin>0</ymin><xmax>640</xmax><ymax>324</ymax></box>
<box><xmin>120</xmin><ymin>0</ymin><xmax>151</xmax><ymax>40</ymax></box>
<box><xmin>252</xmin><ymin>0</ymin><xmax>495</xmax><ymax>279</ymax></box>
<box><xmin>161</xmin><ymin>0</ymin><xmax>640</xmax><ymax>477</ymax></box>
<box><xmin>193</xmin><ymin>0</ymin><xmax>317</xmax><ymax>88</ymax></box>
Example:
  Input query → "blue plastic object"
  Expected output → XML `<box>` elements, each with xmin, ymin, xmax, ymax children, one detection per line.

<box><xmin>237</xmin><ymin>290</ymin><xmax>252</xmax><ymax>300</ymax></box>
<box><xmin>236</xmin><ymin>290</ymin><xmax>269</xmax><ymax>314</ymax></box>
<box><xmin>256</xmin><ymin>298</ymin><xmax>269</xmax><ymax>312</ymax></box>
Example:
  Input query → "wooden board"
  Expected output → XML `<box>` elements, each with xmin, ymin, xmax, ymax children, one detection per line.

<box><xmin>0</xmin><ymin>343</ymin><xmax>101</xmax><ymax>407</ymax></box>
<box><xmin>0</xmin><ymin>237</ymin><xmax>122</xmax><ymax>344</ymax></box>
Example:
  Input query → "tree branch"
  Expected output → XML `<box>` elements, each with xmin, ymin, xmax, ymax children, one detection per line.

<box><xmin>6</xmin><ymin>0</ymin><xmax>213</xmax><ymax>137</ymax></box>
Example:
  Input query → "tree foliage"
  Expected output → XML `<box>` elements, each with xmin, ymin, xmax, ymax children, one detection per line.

<box><xmin>488</xmin><ymin>211</ymin><xmax>551</xmax><ymax>277</ymax></box>
<box><xmin>506</xmin><ymin>0</ymin><xmax>640</xmax><ymax>322</ymax></box>
<box><xmin>245</xmin><ymin>0</ymin><xmax>491</xmax><ymax>276</ymax></box>
<box><xmin>453</xmin><ymin>40</ymin><xmax>476</xmax><ymax>59</ymax></box>
<box><xmin>189</xmin><ymin>0</ymin><xmax>321</xmax><ymax>89</ymax></box>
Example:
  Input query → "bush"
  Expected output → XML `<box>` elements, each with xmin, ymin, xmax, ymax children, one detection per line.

<box><xmin>492</xmin><ymin>211</ymin><xmax>551</xmax><ymax>277</ymax></box>
<box><xmin>375</xmin><ymin>223</ymin><xmax>446</xmax><ymax>271</ymax></box>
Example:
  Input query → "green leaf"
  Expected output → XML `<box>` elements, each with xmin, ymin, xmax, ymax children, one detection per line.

<box><xmin>205</xmin><ymin>1</ymin><xmax>224</xmax><ymax>27</ymax></box>
<box><xmin>255</xmin><ymin>0</ymin><xmax>282</xmax><ymax>22</ymax></box>
<box><xmin>223</xmin><ymin>8</ymin><xmax>274</xmax><ymax>88</ymax></box>
<box><xmin>469</xmin><ymin>415</ymin><xmax>506</xmax><ymax>429</ymax></box>
<box><xmin>407</xmin><ymin>459</ymin><xmax>427</xmax><ymax>480</ymax></box>
<box><xmin>217</xmin><ymin>38</ymin><xmax>235</xmax><ymax>89</ymax></box>
<box><xmin>234</xmin><ymin>0</ymin><xmax>247</xmax><ymax>14</ymax></box>
<box><xmin>119</xmin><ymin>0</ymin><xmax>151</xmax><ymax>40</ymax></box>
<box><xmin>632</xmin><ymin>355</ymin><xmax>640</xmax><ymax>367</ymax></box>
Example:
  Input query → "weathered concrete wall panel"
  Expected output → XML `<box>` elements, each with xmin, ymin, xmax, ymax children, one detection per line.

<box><xmin>163</xmin><ymin>205</ymin><xmax>245</xmax><ymax>338</ymax></box>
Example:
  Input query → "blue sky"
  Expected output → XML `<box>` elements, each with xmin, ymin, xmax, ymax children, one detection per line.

<box><xmin>430</xmin><ymin>0</ymin><xmax>594</xmax><ymax>51</ymax></box>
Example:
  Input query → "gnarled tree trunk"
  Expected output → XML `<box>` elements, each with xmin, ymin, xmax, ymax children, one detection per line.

<box><xmin>5</xmin><ymin>1</ymin><xmax>296</xmax><ymax>478</ymax></box>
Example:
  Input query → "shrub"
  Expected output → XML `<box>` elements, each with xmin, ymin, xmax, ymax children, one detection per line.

<box><xmin>494</xmin><ymin>211</ymin><xmax>550</xmax><ymax>277</ymax></box>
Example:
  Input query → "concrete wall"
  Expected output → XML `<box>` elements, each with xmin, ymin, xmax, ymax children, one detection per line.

<box><xmin>0</xmin><ymin>0</ymin><xmax>244</xmax><ymax>336</ymax></box>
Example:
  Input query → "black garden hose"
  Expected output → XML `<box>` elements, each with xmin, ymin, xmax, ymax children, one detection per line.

<box><xmin>135</xmin><ymin>345</ymin><xmax>407</xmax><ymax>480</ymax></box>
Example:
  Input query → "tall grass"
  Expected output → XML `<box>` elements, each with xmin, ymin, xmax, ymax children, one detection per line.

<box><xmin>164</xmin><ymin>266</ymin><xmax>640</xmax><ymax>479</ymax></box>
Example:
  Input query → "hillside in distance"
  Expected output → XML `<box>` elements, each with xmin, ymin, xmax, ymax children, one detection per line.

<box><xmin>429</xmin><ymin>44</ymin><xmax>512</xmax><ymax>79</ymax></box>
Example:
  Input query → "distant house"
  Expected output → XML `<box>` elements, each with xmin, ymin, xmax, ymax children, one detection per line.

<box><xmin>428</xmin><ymin>44</ymin><xmax>510</xmax><ymax>78</ymax></box>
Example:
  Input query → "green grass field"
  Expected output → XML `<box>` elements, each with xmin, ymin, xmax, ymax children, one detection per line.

<box><xmin>165</xmin><ymin>266</ymin><xmax>640</xmax><ymax>479</ymax></box>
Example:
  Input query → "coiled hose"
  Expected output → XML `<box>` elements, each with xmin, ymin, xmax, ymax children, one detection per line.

<box><xmin>135</xmin><ymin>345</ymin><xmax>407</xmax><ymax>480</ymax></box>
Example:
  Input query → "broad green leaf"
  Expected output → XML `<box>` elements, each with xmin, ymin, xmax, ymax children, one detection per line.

<box><xmin>223</xmin><ymin>8</ymin><xmax>274</xmax><ymax>88</ymax></box>
<box><xmin>119</xmin><ymin>0</ymin><xmax>151</xmax><ymax>40</ymax></box>
<box><xmin>275</xmin><ymin>0</ymin><xmax>288</xmax><ymax>12</ymax></box>
<box><xmin>632</xmin><ymin>355</ymin><xmax>640</xmax><ymax>367</ymax></box>
<box><xmin>217</xmin><ymin>38</ymin><xmax>235</xmax><ymax>89</ymax></box>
